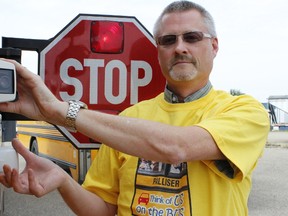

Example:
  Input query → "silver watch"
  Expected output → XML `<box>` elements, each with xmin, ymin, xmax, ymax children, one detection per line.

<box><xmin>65</xmin><ymin>100</ymin><xmax>88</xmax><ymax>132</ymax></box>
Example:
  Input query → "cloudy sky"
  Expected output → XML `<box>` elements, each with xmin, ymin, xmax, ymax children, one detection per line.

<box><xmin>1</xmin><ymin>0</ymin><xmax>287</xmax><ymax>102</ymax></box>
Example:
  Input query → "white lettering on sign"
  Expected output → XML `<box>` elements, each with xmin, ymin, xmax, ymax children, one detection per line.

<box><xmin>59</xmin><ymin>58</ymin><xmax>153</xmax><ymax>105</ymax></box>
<box><xmin>105</xmin><ymin>60</ymin><xmax>127</xmax><ymax>104</ymax></box>
<box><xmin>84</xmin><ymin>59</ymin><xmax>104</xmax><ymax>104</ymax></box>
<box><xmin>60</xmin><ymin>58</ymin><xmax>83</xmax><ymax>100</ymax></box>
<box><xmin>131</xmin><ymin>60</ymin><xmax>152</xmax><ymax>104</ymax></box>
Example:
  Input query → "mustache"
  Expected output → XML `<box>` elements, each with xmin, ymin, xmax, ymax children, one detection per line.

<box><xmin>170</xmin><ymin>54</ymin><xmax>196</xmax><ymax>66</ymax></box>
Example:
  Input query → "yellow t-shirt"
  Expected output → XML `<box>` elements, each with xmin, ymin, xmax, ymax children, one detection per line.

<box><xmin>82</xmin><ymin>89</ymin><xmax>270</xmax><ymax>216</ymax></box>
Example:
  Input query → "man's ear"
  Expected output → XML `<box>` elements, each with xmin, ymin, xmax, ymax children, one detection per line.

<box><xmin>211</xmin><ymin>37</ymin><xmax>219</xmax><ymax>56</ymax></box>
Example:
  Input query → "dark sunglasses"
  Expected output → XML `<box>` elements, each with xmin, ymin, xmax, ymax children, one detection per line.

<box><xmin>157</xmin><ymin>31</ymin><xmax>212</xmax><ymax>46</ymax></box>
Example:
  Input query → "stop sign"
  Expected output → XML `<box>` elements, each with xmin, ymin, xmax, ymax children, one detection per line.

<box><xmin>40</xmin><ymin>14</ymin><xmax>165</xmax><ymax>148</ymax></box>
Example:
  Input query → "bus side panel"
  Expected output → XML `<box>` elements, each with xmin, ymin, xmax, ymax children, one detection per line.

<box><xmin>17</xmin><ymin>121</ymin><xmax>80</xmax><ymax>182</ymax></box>
<box><xmin>17</xmin><ymin>132</ymin><xmax>30</xmax><ymax>150</ymax></box>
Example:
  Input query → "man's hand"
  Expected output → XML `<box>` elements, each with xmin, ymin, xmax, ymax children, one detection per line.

<box><xmin>0</xmin><ymin>139</ymin><xmax>68</xmax><ymax>197</ymax></box>
<box><xmin>0</xmin><ymin>59</ymin><xmax>68</xmax><ymax>126</ymax></box>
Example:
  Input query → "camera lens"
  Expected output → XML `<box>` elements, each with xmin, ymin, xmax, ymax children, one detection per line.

<box><xmin>0</xmin><ymin>75</ymin><xmax>10</xmax><ymax>89</ymax></box>
<box><xmin>0</xmin><ymin>69</ymin><xmax>13</xmax><ymax>94</ymax></box>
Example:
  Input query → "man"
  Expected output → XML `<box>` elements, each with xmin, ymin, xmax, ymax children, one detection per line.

<box><xmin>0</xmin><ymin>1</ymin><xmax>269</xmax><ymax>215</ymax></box>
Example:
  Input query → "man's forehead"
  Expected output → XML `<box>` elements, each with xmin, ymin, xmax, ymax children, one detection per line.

<box><xmin>161</xmin><ymin>9</ymin><xmax>202</xmax><ymax>22</ymax></box>
<box><xmin>159</xmin><ymin>10</ymin><xmax>206</xmax><ymax>33</ymax></box>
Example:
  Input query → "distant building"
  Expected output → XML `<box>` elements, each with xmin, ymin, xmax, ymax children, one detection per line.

<box><xmin>266</xmin><ymin>95</ymin><xmax>288</xmax><ymax>130</ymax></box>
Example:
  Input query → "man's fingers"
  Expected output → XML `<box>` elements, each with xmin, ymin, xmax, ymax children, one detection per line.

<box><xmin>2</xmin><ymin>165</ymin><xmax>12</xmax><ymax>187</ymax></box>
<box><xmin>0</xmin><ymin>58</ymin><xmax>27</xmax><ymax>78</ymax></box>
<box><xmin>28</xmin><ymin>169</ymin><xmax>45</xmax><ymax>197</ymax></box>
<box><xmin>0</xmin><ymin>173</ymin><xmax>10</xmax><ymax>188</ymax></box>
<box><xmin>11</xmin><ymin>169</ymin><xmax>28</xmax><ymax>194</ymax></box>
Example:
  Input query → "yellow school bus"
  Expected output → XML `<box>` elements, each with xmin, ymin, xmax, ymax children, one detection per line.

<box><xmin>17</xmin><ymin>121</ymin><xmax>99</xmax><ymax>183</ymax></box>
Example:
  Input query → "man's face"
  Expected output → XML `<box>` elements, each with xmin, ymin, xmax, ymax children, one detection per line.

<box><xmin>156</xmin><ymin>9</ymin><xmax>218</xmax><ymax>88</ymax></box>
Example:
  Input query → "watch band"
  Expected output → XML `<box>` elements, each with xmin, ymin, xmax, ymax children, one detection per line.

<box><xmin>65</xmin><ymin>100</ymin><xmax>88</xmax><ymax>132</ymax></box>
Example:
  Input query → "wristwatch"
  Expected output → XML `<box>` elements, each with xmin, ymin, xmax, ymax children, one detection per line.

<box><xmin>65</xmin><ymin>100</ymin><xmax>88</xmax><ymax>132</ymax></box>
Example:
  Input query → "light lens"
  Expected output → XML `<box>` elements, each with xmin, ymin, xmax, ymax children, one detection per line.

<box><xmin>91</xmin><ymin>21</ymin><xmax>124</xmax><ymax>53</ymax></box>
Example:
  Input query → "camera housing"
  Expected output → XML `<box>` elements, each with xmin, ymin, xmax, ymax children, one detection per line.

<box><xmin>0</xmin><ymin>60</ymin><xmax>16</xmax><ymax>103</ymax></box>
<box><xmin>0</xmin><ymin>60</ymin><xmax>19</xmax><ymax>173</ymax></box>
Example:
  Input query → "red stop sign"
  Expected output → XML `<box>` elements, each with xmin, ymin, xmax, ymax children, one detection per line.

<box><xmin>40</xmin><ymin>14</ymin><xmax>165</xmax><ymax>148</ymax></box>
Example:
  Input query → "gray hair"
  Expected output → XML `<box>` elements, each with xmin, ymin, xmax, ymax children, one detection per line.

<box><xmin>153</xmin><ymin>1</ymin><xmax>217</xmax><ymax>38</ymax></box>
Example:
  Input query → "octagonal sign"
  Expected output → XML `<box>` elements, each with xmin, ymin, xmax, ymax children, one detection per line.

<box><xmin>40</xmin><ymin>14</ymin><xmax>165</xmax><ymax>148</ymax></box>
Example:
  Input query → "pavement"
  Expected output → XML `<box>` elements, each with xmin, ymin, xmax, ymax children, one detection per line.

<box><xmin>266</xmin><ymin>130</ymin><xmax>288</xmax><ymax>148</ymax></box>
<box><xmin>248</xmin><ymin>147</ymin><xmax>288</xmax><ymax>215</ymax></box>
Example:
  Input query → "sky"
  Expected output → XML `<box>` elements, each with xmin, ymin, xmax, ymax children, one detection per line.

<box><xmin>0</xmin><ymin>0</ymin><xmax>287</xmax><ymax>102</ymax></box>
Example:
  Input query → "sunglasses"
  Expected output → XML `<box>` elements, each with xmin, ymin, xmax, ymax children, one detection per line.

<box><xmin>157</xmin><ymin>31</ymin><xmax>212</xmax><ymax>46</ymax></box>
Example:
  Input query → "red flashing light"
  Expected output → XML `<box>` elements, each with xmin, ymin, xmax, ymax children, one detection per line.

<box><xmin>91</xmin><ymin>21</ymin><xmax>124</xmax><ymax>53</ymax></box>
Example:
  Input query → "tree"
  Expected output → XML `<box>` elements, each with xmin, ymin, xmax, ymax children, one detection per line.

<box><xmin>230</xmin><ymin>89</ymin><xmax>245</xmax><ymax>96</ymax></box>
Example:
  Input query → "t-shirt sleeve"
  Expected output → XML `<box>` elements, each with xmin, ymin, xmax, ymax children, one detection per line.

<box><xmin>82</xmin><ymin>145</ymin><xmax>120</xmax><ymax>205</ymax></box>
<box><xmin>196</xmin><ymin>96</ymin><xmax>270</xmax><ymax>182</ymax></box>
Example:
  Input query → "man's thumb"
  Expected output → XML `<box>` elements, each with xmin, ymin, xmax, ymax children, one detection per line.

<box><xmin>11</xmin><ymin>138</ymin><xmax>31</xmax><ymax>160</ymax></box>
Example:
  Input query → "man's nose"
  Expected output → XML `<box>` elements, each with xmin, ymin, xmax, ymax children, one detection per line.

<box><xmin>174</xmin><ymin>36</ymin><xmax>188</xmax><ymax>54</ymax></box>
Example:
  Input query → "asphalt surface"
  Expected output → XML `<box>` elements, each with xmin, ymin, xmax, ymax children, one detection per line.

<box><xmin>1</xmin><ymin>131</ymin><xmax>288</xmax><ymax>215</ymax></box>
<box><xmin>248</xmin><ymin>147</ymin><xmax>288</xmax><ymax>215</ymax></box>
<box><xmin>2</xmin><ymin>190</ymin><xmax>74</xmax><ymax>216</ymax></box>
